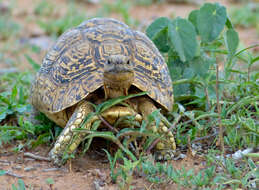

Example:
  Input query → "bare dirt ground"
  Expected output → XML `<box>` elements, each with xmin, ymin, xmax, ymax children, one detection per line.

<box><xmin>0</xmin><ymin>0</ymin><xmax>258</xmax><ymax>189</ymax></box>
<box><xmin>1</xmin><ymin>143</ymin><xmax>206</xmax><ymax>189</ymax></box>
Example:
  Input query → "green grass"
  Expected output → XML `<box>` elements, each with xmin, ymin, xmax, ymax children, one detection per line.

<box><xmin>36</xmin><ymin>3</ymin><xmax>88</xmax><ymax>37</ymax></box>
<box><xmin>229</xmin><ymin>3</ymin><xmax>259</xmax><ymax>28</ymax></box>
<box><xmin>97</xmin><ymin>0</ymin><xmax>138</xmax><ymax>26</ymax></box>
<box><xmin>0</xmin><ymin>15</ymin><xmax>20</xmax><ymax>40</ymax></box>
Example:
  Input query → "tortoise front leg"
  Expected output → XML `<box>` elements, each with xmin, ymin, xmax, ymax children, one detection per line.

<box><xmin>136</xmin><ymin>97</ymin><xmax>176</xmax><ymax>159</ymax></box>
<box><xmin>49</xmin><ymin>101</ymin><xmax>95</xmax><ymax>165</ymax></box>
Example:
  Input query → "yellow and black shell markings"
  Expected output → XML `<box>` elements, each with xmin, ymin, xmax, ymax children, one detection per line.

<box><xmin>132</xmin><ymin>31</ymin><xmax>173</xmax><ymax>111</ymax></box>
<box><xmin>31</xmin><ymin>18</ymin><xmax>173</xmax><ymax>114</ymax></box>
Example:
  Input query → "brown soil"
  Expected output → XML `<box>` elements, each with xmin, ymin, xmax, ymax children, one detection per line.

<box><xmin>0</xmin><ymin>144</ymin><xmax>205</xmax><ymax>189</ymax></box>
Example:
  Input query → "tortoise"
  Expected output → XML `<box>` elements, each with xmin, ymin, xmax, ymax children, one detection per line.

<box><xmin>30</xmin><ymin>18</ymin><xmax>175</xmax><ymax>165</ymax></box>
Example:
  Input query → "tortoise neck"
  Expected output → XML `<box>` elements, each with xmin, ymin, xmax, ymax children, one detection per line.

<box><xmin>103</xmin><ymin>71</ymin><xmax>134</xmax><ymax>99</ymax></box>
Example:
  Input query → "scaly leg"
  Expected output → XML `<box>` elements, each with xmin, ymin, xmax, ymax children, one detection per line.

<box><xmin>49</xmin><ymin>101</ymin><xmax>95</xmax><ymax>165</ymax></box>
<box><xmin>135</xmin><ymin>97</ymin><xmax>176</xmax><ymax>160</ymax></box>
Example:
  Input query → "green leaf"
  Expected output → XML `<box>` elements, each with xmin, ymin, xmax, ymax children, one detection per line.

<box><xmin>188</xmin><ymin>9</ymin><xmax>199</xmax><ymax>33</ymax></box>
<box><xmin>225</xmin><ymin>16</ymin><xmax>234</xmax><ymax>29</ymax></box>
<box><xmin>82</xmin><ymin>120</ymin><xmax>101</xmax><ymax>154</ymax></box>
<box><xmin>96</xmin><ymin>92</ymin><xmax>147</xmax><ymax>113</ymax></box>
<box><xmin>146</xmin><ymin>17</ymin><xmax>170</xmax><ymax>52</ymax></box>
<box><xmin>0</xmin><ymin>111</ymin><xmax>7</xmax><ymax>122</ymax></box>
<box><xmin>146</xmin><ymin>17</ymin><xmax>170</xmax><ymax>39</ymax></box>
<box><xmin>152</xmin><ymin>28</ymin><xmax>170</xmax><ymax>52</ymax></box>
<box><xmin>11</xmin><ymin>85</ymin><xmax>18</xmax><ymax>103</ymax></box>
<box><xmin>18</xmin><ymin>179</ymin><xmax>26</xmax><ymax>190</ymax></box>
<box><xmin>46</xmin><ymin>178</ymin><xmax>55</xmax><ymax>185</ymax></box>
<box><xmin>25</xmin><ymin>54</ymin><xmax>40</xmax><ymax>71</ymax></box>
<box><xmin>116</xmin><ymin>128</ymin><xmax>155</xmax><ymax>139</ymax></box>
<box><xmin>225</xmin><ymin>29</ymin><xmax>239</xmax><ymax>57</ymax></box>
<box><xmin>168</xmin><ymin>18</ymin><xmax>197</xmax><ymax>62</ymax></box>
<box><xmin>0</xmin><ymin>170</ymin><xmax>6</xmax><ymax>176</ymax></box>
<box><xmin>191</xmin><ymin>56</ymin><xmax>211</xmax><ymax>78</ymax></box>
<box><xmin>252</xmin><ymin>55</ymin><xmax>259</xmax><ymax>65</ymax></box>
<box><xmin>197</xmin><ymin>3</ymin><xmax>227</xmax><ymax>42</ymax></box>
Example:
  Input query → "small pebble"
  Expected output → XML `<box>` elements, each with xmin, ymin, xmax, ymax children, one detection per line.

<box><xmin>12</xmin><ymin>166</ymin><xmax>22</xmax><ymax>170</ymax></box>
<box><xmin>93</xmin><ymin>180</ymin><xmax>105</xmax><ymax>190</ymax></box>
<box><xmin>24</xmin><ymin>167</ymin><xmax>36</xmax><ymax>172</ymax></box>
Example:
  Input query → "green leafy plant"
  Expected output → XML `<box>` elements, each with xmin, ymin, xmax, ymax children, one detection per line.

<box><xmin>11</xmin><ymin>179</ymin><xmax>26</xmax><ymax>190</ymax></box>
<box><xmin>97</xmin><ymin>0</ymin><xmax>137</xmax><ymax>26</ymax></box>
<box><xmin>146</xmin><ymin>3</ymin><xmax>239</xmax><ymax>101</ymax></box>
<box><xmin>229</xmin><ymin>3</ymin><xmax>259</xmax><ymax>28</ymax></box>
<box><xmin>0</xmin><ymin>72</ymin><xmax>55</xmax><ymax>148</ymax></box>
<box><xmin>0</xmin><ymin>72</ymin><xmax>32</xmax><ymax>123</ymax></box>
<box><xmin>0</xmin><ymin>7</ymin><xmax>20</xmax><ymax>40</ymax></box>
<box><xmin>104</xmin><ymin>149</ymin><xmax>141</xmax><ymax>190</ymax></box>
<box><xmin>34</xmin><ymin>0</ymin><xmax>55</xmax><ymax>16</ymax></box>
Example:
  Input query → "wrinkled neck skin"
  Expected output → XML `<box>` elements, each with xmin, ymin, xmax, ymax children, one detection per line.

<box><xmin>103</xmin><ymin>71</ymin><xmax>134</xmax><ymax>99</ymax></box>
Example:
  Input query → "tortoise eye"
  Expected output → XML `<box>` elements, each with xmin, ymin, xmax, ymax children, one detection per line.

<box><xmin>107</xmin><ymin>60</ymin><xmax>111</xmax><ymax>64</ymax></box>
<box><xmin>127</xmin><ymin>60</ymin><xmax>130</xmax><ymax>65</ymax></box>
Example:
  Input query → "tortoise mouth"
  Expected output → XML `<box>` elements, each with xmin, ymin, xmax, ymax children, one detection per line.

<box><xmin>103</xmin><ymin>71</ymin><xmax>134</xmax><ymax>82</ymax></box>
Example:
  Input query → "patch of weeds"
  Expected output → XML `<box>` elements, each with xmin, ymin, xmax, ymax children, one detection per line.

<box><xmin>206</xmin><ymin>151</ymin><xmax>259</xmax><ymax>189</ymax></box>
<box><xmin>34</xmin><ymin>0</ymin><xmax>55</xmax><ymax>16</ymax></box>
<box><xmin>141</xmin><ymin>161</ymin><xmax>216</xmax><ymax>188</ymax></box>
<box><xmin>11</xmin><ymin>179</ymin><xmax>26</xmax><ymax>190</ymax></box>
<box><xmin>63</xmin><ymin>92</ymin><xmax>153</xmax><ymax>164</ymax></box>
<box><xmin>0</xmin><ymin>72</ymin><xmax>32</xmax><ymax>123</ymax></box>
<box><xmin>133</xmin><ymin>0</ymin><xmax>154</xmax><ymax>6</ymax></box>
<box><xmin>97</xmin><ymin>0</ymin><xmax>138</xmax><ymax>26</ymax></box>
<box><xmin>229</xmin><ymin>3</ymin><xmax>259</xmax><ymax>28</ymax></box>
<box><xmin>46</xmin><ymin>178</ymin><xmax>55</xmax><ymax>189</ymax></box>
<box><xmin>140</xmin><ymin>153</ymin><xmax>258</xmax><ymax>189</ymax></box>
<box><xmin>146</xmin><ymin>2</ymin><xmax>259</xmax><ymax>152</ymax></box>
<box><xmin>104</xmin><ymin>149</ymin><xmax>141</xmax><ymax>190</ymax></box>
<box><xmin>0</xmin><ymin>170</ymin><xmax>6</xmax><ymax>176</ymax></box>
<box><xmin>37</xmin><ymin>3</ymin><xmax>87</xmax><ymax>36</ymax></box>
<box><xmin>0</xmin><ymin>14</ymin><xmax>20</xmax><ymax>40</ymax></box>
<box><xmin>0</xmin><ymin>72</ymin><xmax>56</xmax><ymax>149</ymax></box>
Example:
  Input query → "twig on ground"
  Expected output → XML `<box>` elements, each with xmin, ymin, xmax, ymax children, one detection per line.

<box><xmin>0</xmin><ymin>160</ymin><xmax>11</xmax><ymax>163</ymax></box>
<box><xmin>24</xmin><ymin>152</ymin><xmax>51</xmax><ymax>162</ymax></box>
<box><xmin>42</xmin><ymin>168</ymin><xmax>68</xmax><ymax>172</ymax></box>
<box><xmin>6</xmin><ymin>170</ymin><xmax>24</xmax><ymax>178</ymax></box>
<box><xmin>191</xmin><ymin>131</ymin><xmax>219</xmax><ymax>143</ymax></box>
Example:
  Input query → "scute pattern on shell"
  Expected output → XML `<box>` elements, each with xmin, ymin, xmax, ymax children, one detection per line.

<box><xmin>31</xmin><ymin>18</ymin><xmax>173</xmax><ymax>113</ymax></box>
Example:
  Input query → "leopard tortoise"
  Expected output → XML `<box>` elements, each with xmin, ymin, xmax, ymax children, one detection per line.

<box><xmin>30</xmin><ymin>18</ymin><xmax>175</xmax><ymax>165</ymax></box>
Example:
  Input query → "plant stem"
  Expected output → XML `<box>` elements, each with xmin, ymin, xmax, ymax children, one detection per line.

<box><xmin>204</xmin><ymin>87</ymin><xmax>211</xmax><ymax>111</ymax></box>
<box><xmin>216</xmin><ymin>63</ymin><xmax>225</xmax><ymax>155</ymax></box>
<box><xmin>98</xmin><ymin>115</ymin><xmax>119</xmax><ymax>133</ymax></box>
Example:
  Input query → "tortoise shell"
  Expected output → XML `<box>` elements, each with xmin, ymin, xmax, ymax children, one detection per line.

<box><xmin>31</xmin><ymin>18</ymin><xmax>173</xmax><ymax>114</ymax></box>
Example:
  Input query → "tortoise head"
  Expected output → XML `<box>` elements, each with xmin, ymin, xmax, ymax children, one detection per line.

<box><xmin>104</xmin><ymin>55</ymin><xmax>133</xmax><ymax>73</ymax></box>
<box><xmin>103</xmin><ymin>55</ymin><xmax>134</xmax><ymax>98</ymax></box>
